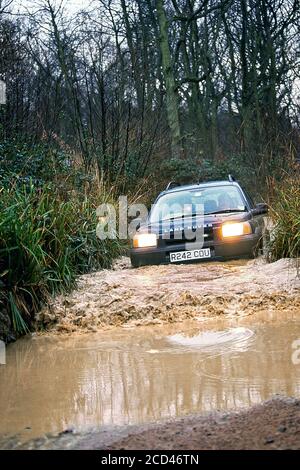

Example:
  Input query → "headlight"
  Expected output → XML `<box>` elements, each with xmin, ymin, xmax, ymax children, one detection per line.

<box><xmin>133</xmin><ymin>233</ymin><xmax>157</xmax><ymax>248</ymax></box>
<box><xmin>222</xmin><ymin>222</ymin><xmax>252</xmax><ymax>238</ymax></box>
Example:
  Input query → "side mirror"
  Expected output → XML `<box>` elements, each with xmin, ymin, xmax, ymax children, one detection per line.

<box><xmin>255</xmin><ymin>203</ymin><xmax>268</xmax><ymax>214</ymax></box>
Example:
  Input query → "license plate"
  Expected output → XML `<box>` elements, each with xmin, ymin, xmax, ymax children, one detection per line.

<box><xmin>170</xmin><ymin>248</ymin><xmax>211</xmax><ymax>263</ymax></box>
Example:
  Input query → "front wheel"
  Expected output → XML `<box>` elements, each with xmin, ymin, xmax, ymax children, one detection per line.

<box><xmin>130</xmin><ymin>258</ymin><xmax>140</xmax><ymax>268</ymax></box>
<box><xmin>130</xmin><ymin>256</ymin><xmax>147</xmax><ymax>268</ymax></box>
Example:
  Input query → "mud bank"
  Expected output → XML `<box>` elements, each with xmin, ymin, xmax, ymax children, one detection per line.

<box><xmin>104</xmin><ymin>397</ymin><xmax>300</xmax><ymax>450</ymax></box>
<box><xmin>2</xmin><ymin>397</ymin><xmax>300</xmax><ymax>449</ymax></box>
<box><xmin>37</xmin><ymin>258</ymin><xmax>300</xmax><ymax>333</ymax></box>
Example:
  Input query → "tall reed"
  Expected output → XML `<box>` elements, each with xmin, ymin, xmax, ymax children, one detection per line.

<box><xmin>0</xmin><ymin>183</ymin><xmax>125</xmax><ymax>338</ymax></box>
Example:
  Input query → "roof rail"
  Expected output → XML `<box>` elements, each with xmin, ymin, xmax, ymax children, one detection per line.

<box><xmin>228</xmin><ymin>174</ymin><xmax>236</xmax><ymax>182</ymax></box>
<box><xmin>166</xmin><ymin>181</ymin><xmax>180</xmax><ymax>191</ymax></box>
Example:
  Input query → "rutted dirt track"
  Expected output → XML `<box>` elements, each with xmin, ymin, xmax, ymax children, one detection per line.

<box><xmin>38</xmin><ymin>257</ymin><xmax>300</xmax><ymax>333</ymax></box>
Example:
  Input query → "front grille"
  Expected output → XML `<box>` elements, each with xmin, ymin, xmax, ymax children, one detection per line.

<box><xmin>162</xmin><ymin>226</ymin><xmax>214</xmax><ymax>245</ymax></box>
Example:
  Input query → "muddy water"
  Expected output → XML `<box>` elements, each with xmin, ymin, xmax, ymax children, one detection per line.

<box><xmin>1</xmin><ymin>309</ymin><xmax>300</xmax><ymax>443</ymax></box>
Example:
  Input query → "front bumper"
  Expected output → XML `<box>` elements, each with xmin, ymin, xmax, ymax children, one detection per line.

<box><xmin>130</xmin><ymin>234</ymin><xmax>260</xmax><ymax>267</ymax></box>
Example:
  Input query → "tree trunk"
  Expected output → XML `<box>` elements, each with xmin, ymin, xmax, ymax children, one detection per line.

<box><xmin>156</xmin><ymin>0</ymin><xmax>182</xmax><ymax>160</ymax></box>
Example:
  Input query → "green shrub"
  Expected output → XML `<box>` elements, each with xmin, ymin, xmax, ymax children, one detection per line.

<box><xmin>0</xmin><ymin>138</ymin><xmax>73</xmax><ymax>186</ymax></box>
<box><xmin>160</xmin><ymin>155</ymin><xmax>256</xmax><ymax>194</ymax></box>
<box><xmin>0</xmin><ymin>183</ymin><xmax>125</xmax><ymax>340</ymax></box>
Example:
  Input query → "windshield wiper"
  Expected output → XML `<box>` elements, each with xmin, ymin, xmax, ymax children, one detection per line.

<box><xmin>155</xmin><ymin>213</ymin><xmax>199</xmax><ymax>223</ymax></box>
<box><xmin>153</xmin><ymin>209</ymin><xmax>246</xmax><ymax>222</ymax></box>
<box><xmin>205</xmin><ymin>209</ymin><xmax>247</xmax><ymax>215</ymax></box>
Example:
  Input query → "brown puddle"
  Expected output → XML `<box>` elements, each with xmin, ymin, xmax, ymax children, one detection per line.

<box><xmin>1</xmin><ymin>309</ymin><xmax>300</xmax><ymax>443</ymax></box>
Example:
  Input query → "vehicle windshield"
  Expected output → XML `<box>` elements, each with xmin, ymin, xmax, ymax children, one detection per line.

<box><xmin>150</xmin><ymin>186</ymin><xmax>247</xmax><ymax>223</ymax></box>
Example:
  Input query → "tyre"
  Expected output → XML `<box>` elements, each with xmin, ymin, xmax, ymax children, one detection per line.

<box><xmin>130</xmin><ymin>256</ymin><xmax>146</xmax><ymax>268</ymax></box>
<box><xmin>130</xmin><ymin>258</ymin><xmax>140</xmax><ymax>268</ymax></box>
